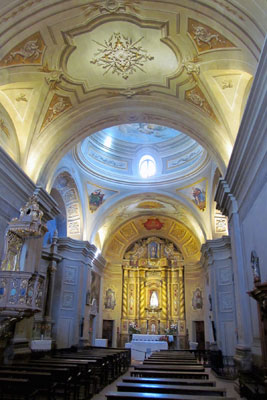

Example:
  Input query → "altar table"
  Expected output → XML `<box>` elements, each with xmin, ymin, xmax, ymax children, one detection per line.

<box><xmin>125</xmin><ymin>334</ymin><xmax>172</xmax><ymax>361</ymax></box>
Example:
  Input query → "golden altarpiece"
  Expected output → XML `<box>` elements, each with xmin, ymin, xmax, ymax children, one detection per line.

<box><xmin>121</xmin><ymin>237</ymin><xmax>186</xmax><ymax>341</ymax></box>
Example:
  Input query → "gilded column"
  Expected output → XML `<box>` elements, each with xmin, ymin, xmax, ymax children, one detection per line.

<box><xmin>179</xmin><ymin>266</ymin><xmax>185</xmax><ymax>320</ymax></box>
<box><xmin>122</xmin><ymin>268</ymin><xmax>128</xmax><ymax>318</ymax></box>
<box><xmin>139</xmin><ymin>270</ymin><xmax>145</xmax><ymax>318</ymax></box>
<box><xmin>161</xmin><ymin>270</ymin><xmax>167</xmax><ymax>320</ymax></box>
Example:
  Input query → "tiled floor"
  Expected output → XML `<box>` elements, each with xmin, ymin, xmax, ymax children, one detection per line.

<box><xmin>91</xmin><ymin>365</ymin><xmax>244</xmax><ymax>400</ymax></box>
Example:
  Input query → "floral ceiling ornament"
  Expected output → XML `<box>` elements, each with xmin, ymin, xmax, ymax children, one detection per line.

<box><xmin>221</xmin><ymin>79</ymin><xmax>233</xmax><ymax>89</ymax></box>
<box><xmin>90</xmin><ymin>32</ymin><xmax>154</xmax><ymax>80</ymax></box>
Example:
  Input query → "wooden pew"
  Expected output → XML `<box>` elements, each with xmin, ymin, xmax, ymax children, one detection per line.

<box><xmin>143</xmin><ymin>360</ymin><xmax>199</xmax><ymax>365</ymax></box>
<box><xmin>105</xmin><ymin>392</ymin><xmax>236</xmax><ymax>400</ymax></box>
<box><xmin>134</xmin><ymin>364</ymin><xmax>205</xmax><ymax>372</ymax></box>
<box><xmin>2</xmin><ymin>364</ymin><xmax>74</xmax><ymax>399</ymax></box>
<box><xmin>123</xmin><ymin>377</ymin><xmax>216</xmax><ymax>386</ymax></box>
<box><xmin>0</xmin><ymin>377</ymin><xmax>37</xmax><ymax>400</ymax></box>
<box><xmin>0</xmin><ymin>371</ymin><xmax>54</xmax><ymax>399</ymax></box>
<box><xmin>116</xmin><ymin>382</ymin><xmax>227</xmax><ymax>397</ymax></box>
<box><xmin>131</xmin><ymin>370</ymin><xmax>209</xmax><ymax>380</ymax></box>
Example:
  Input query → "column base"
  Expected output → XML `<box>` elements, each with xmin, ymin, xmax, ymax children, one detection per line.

<box><xmin>234</xmin><ymin>344</ymin><xmax>252</xmax><ymax>372</ymax></box>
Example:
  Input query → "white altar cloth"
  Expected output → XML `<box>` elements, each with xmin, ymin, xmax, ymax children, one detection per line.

<box><xmin>125</xmin><ymin>340</ymin><xmax>168</xmax><ymax>360</ymax></box>
<box><xmin>132</xmin><ymin>334</ymin><xmax>174</xmax><ymax>342</ymax></box>
<box><xmin>31</xmin><ymin>340</ymin><xmax>52</xmax><ymax>351</ymax></box>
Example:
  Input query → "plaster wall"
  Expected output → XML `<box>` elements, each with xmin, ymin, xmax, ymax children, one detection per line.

<box><xmin>102</xmin><ymin>264</ymin><xmax>123</xmax><ymax>347</ymax></box>
<box><xmin>184</xmin><ymin>269</ymin><xmax>204</xmax><ymax>343</ymax></box>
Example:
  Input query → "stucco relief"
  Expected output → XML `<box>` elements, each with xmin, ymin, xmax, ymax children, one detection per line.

<box><xmin>188</xmin><ymin>19</ymin><xmax>235</xmax><ymax>52</ymax></box>
<box><xmin>42</xmin><ymin>95</ymin><xmax>72</xmax><ymax>130</ymax></box>
<box><xmin>90</xmin><ymin>32</ymin><xmax>154</xmax><ymax>79</ymax></box>
<box><xmin>185</xmin><ymin>87</ymin><xmax>217</xmax><ymax>121</ymax></box>
<box><xmin>0</xmin><ymin>32</ymin><xmax>45</xmax><ymax>66</ymax></box>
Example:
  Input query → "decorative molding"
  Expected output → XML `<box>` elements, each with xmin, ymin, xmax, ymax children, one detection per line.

<box><xmin>182</xmin><ymin>57</ymin><xmax>200</xmax><ymax>75</ymax></box>
<box><xmin>211</xmin><ymin>0</ymin><xmax>245</xmax><ymax>21</ymax></box>
<box><xmin>0</xmin><ymin>32</ymin><xmax>45</xmax><ymax>66</ymax></box>
<box><xmin>41</xmin><ymin>94</ymin><xmax>72</xmax><ymax>130</ymax></box>
<box><xmin>108</xmin><ymin>87</ymin><xmax>150</xmax><ymax>98</ymax></box>
<box><xmin>90</xmin><ymin>32</ymin><xmax>154</xmax><ymax>79</ymax></box>
<box><xmin>0</xmin><ymin>0</ymin><xmax>43</xmax><ymax>25</ymax></box>
<box><xmin>64</xmin><ymin>266</ymin><xmax>77</xmax><ymax>285</ymax></box>
<box><xmin>188</xmin><ymin>19</ymin><xmax>235</xmax><ymax>52</ymax></box>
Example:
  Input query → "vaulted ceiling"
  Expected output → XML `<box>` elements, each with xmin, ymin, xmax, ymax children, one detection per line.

<box><xmin>0</xmin><ymin>0</ymin><xmax>266</xmax><ymax>260</ymax></box>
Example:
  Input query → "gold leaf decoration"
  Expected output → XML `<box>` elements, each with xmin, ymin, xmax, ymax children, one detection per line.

<box><xmin>188</xmin><ymin>18</ymin><xmax>235</xmax><ymax>52</ymax></box>
<box><xmin>0</xmin><ymin>32</ymin><xmax>45</xmax><ymax>66</ymax></box>
<box><xmin>185</xmin><ymin>86</ymin><xmax>218</xmax><ymax>122</ymax></box>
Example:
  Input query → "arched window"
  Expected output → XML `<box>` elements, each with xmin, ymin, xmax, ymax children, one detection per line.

<box><xmin>139</xmin><ymin>155</ymin><xmax>156</xmax><ymax>178</ymax></box>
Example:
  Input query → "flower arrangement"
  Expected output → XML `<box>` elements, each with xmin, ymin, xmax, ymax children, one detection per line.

<box><xmin>159</xmin><ymin>335</ymin><xmax>168</xmax><ymax>342</ymax></box>
<box><xmin>128</xmin><ymin>321</ymin><xmax>141</xmax><ymax>334</ymax></box>
<box><xmin>165</xmin><ymin>324</ymin><xmax>178</xmax><ymax>335</ymax></box>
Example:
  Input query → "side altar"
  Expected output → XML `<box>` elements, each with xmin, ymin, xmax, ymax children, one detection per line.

<box><xmin>125</xmin><ymin>334</ymin><xmax>173</xmax><ymax>361</ymax></box>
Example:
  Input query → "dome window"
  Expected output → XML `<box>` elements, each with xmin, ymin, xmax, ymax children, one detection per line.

<box><xmin>139</xmin><ymin>155</ymin><xmax>156</xmax><ymax>178</ymax></box>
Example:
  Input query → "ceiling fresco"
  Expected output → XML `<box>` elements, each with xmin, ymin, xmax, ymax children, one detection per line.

<box><xmin>0</xmin><ymin>0</ymin><xmax>265</xmax><ymax>264</ymax></box>
<box><xmin>101</xmin><ymin>124</ymin><xmax>182</xmax><ymax>144</ymax></box>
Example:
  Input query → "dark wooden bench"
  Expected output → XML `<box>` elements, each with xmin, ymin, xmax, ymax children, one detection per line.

<box><xmin>105</xmin><ymin>392</ymin><xmax>236</xmax><ymax>400</ymax></box>
<box><xmin>123</xmin><ymin>377</ymin><xmax>216</xmax><ymax>386</ymax></box>
<box><xmin>134</xmin><ymin>364</ymin><xmax>205</xmax><ymax>372</ymax></box>
<box><xmin>3</xmin><ymin>364</ymin><xmax>75</xmax><ymax>399</ymax></box>
<box><xmin>143</xmin><ymin>360</ymin><xmax>199</xmax><ymax>365</ymax></box>
<box><xmin>0</xmin><ymin>371</ymin><xmax>54</xmax><ymax>399</ymax></box>
<box><xmin>131</xmin><ymin>370</ymin><xmax>209</xmax><ymax>380</ymax></box>
<box><xmin>117</xmin><ymin>382</ymin><xmax>227</xmax><ymax>396</ymax></box>
<box><xmin>0</xmin><ymin>377</ymin><xmax>38</xmax><ymax>400</ymax></box>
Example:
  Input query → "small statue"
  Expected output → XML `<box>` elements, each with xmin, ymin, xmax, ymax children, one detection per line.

<box><xmin>251</xmin><ymin>251</ymin><xmax>261</xmax><ymax>283</ymax></box>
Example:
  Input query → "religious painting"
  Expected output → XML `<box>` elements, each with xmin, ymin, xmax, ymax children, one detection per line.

<box><xmin>191</xmin><ymin>186</ymin><xmax>206</xmax><ymax>211</ymax></box>
<box><xmin>148</xmin><ymin>241</ymin><xmax>159</xmax><ymax>258</ymax></box>
<box><xmin>104</xmin><ymin>288</ymin><xmax>116</xmax><ymax>310</ymax></box>
<box><xmin>89</xmin><ymin>189</ymin><xmax>105</xmax><ymax>213</ymax></box>
<box><xmin>192</xmin><ymin>288</ymin><xmax>203</xmax><ymax>310</ymax></box>
<box><xmin>90</xmin><ymin>271</ymin><xmax>101</xmax><ymax>313</ymax></box>
<box><xmin>176</xmin><ymin>179</ymin><xmax>207</xmax><ymax>212</ymax></box>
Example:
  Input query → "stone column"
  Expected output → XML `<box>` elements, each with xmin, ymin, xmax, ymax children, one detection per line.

<box><xmin>201</xmin><ymin>236</ymin><xmax>237</xmax><ymax>356</ymax></box>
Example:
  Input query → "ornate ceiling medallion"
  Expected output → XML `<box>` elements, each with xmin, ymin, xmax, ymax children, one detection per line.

<box><xmin>90</xmin><ymin>32</ymin><xmax>154</xmax><ymax>79</ymax></box>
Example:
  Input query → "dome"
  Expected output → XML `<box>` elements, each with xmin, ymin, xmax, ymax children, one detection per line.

<box><xmin>75</xmin><ymin>123</ymin><xmax>208</xmax><ymax>185</ymax></box>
